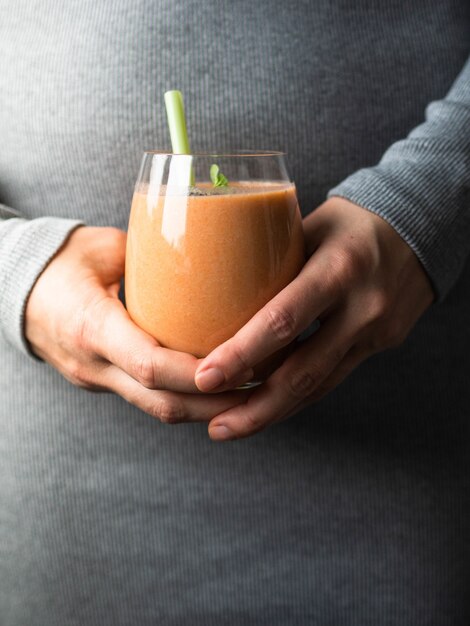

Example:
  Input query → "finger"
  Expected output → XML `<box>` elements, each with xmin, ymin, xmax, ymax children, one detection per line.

<box><xmin>283</xmin><ymin>344</ymin><xmax>368</xmax><ymax>420</ymax></box>
<box><xmin>101</xmin><ymin>365</ymin><xmax>252</xmax><ymax>424</ymax></box>
<box><xmin>87</xmin><ymin>297</ymin><xmax>201</xmax><ymax>393</ymax></box>
<box><xmin>207</xmin><ymin>309</ymin><xmax>357</xmax><ymax>441</ymax></box>
<box><xmin>195</xmin><ymin>249</ymin><xmax>340</xmax><ymax>392</ymax></box>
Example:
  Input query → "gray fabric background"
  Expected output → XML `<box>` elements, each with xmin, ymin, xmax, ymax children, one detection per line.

<box><xmin>1</xmin><ymin>1</ymin><xmax>469</xmax><ymax>624</ymax></box>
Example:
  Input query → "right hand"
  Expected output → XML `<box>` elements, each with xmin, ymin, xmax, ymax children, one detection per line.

<box><xmin>25</xmin><ymin>226</ymin><xmax>250</xmax><ymax>423</ymax></box>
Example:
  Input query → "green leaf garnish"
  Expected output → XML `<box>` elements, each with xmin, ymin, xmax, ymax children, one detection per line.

<box><xmin>210</xmin><ymin>164</ymin><xmax>229</xmax><ymax>187</ymax></box>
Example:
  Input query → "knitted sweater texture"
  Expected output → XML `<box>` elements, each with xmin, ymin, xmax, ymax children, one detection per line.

<box><xmin>0</xmin><ymin>2</ymin><xmax>469</xmax><ymax>624</ymax></box>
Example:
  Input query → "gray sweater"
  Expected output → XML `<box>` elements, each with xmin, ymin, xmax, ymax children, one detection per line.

<box><xmin>1</xmin><ymin>1</ymin><xmax>469</xmax><ymax>624</ymax></box>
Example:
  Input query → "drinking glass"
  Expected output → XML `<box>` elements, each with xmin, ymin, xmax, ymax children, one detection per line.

<box><xmin>125</xmin><ymin>151</ymin><xmax>305</xmax><ymax>385</ymax></box>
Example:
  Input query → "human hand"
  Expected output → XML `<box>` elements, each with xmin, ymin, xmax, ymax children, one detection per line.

<box><xmin>25</xmin><ymin>226</ymin><xmax>249</xmax><ymax>422</ymax></box>
<box><xmin>195</xmin><ymin>197</ymin><xmax>435</xmax><ymax>440</ymax></box>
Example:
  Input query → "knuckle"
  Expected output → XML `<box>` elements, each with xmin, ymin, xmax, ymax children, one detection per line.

<box><xmin>364</xmin><ymin>288</ymin><xmax>390</xmax><ymax>323</ymax></box>
<box><xmin>69</xmin><ymin>310</ymin><xmax>91</xmax><ymax>352</ymax></box>
<box><xmin>243</xmin><ymin>409</ymin><xmax>266</xmax><ymax>434</ymax></box>
<box><xmin>331</xmin><ymin>246</ymin><xmax>354</xmax><ymax>274</ymax></box>
<box><xmin>328</xmin><ymin>245</ymin><xmax>374</xmax><ymax>293</ymax></box>
<box><xmin>70</xmin><ymin>300</ymin><xmax>105</xmax><ymax>353</ymax></box>
<box><xmin>80</xmin><ymin>322</ymin><xmax>97</xmax><ymax>353</ymax></box>
<box><xmin>152</xmin><ymin>396</ymin><xmax>185</xmax><ymax>424</ymax></box>
<box><xmin>328</xmin><ymin>248</ymin><xmax>360</xmax><ymax>289</ymax></box>
<box><xmin>286</xmin><ymin>368</ymin><xmax>319</xmax><ymax>399</ymax></box>
<box><xmin>132</xmin><ymin>355</ymin><xmax>157</xmax><ymax>389</ymax></box>
<box><xmin>67</xmin><ymin>360</ymin><xmax>92</xmax><ymax>389</ymax></box>
<box><xmin>266</xmin><ymin>306</ymin><xmax>298</xmax><ymax>343</ymax></box>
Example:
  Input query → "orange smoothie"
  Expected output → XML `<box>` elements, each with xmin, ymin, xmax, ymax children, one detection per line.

<box><xmin>125</xmin><ymin>181</ymin><xmax>305</xmax><ymax>357</ymax></box>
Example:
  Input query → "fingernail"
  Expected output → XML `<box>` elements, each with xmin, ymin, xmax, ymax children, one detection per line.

<box><xmin>195</xmin><ymin>366</ymin><xmax>225</xmax><ymax>391</ymax></box>
<box><xmin>209</xmin><ymin>424</ymin><xmax>233</xmax><ymax>441</ymax></box>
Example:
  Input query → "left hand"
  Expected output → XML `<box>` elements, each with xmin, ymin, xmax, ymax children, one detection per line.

<box><xmin>194</xmin><ymin>197</ymin><xmax>435</xmax><ymax>441</ymax></box>
<box><xmin>25</xmin><ymin>226</ymin><xmax>251</xmax><ymax>425</ymax></box>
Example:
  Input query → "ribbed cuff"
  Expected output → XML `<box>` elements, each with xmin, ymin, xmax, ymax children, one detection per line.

<box><xmin>327</xmin><ymin>163</ymin><xmax>468</xmax><ymax>302</ymax></box>
<box><xmin>0</xmin><ymin>216</ymin><xmax>84</xmax><ymax>358</ymax></box>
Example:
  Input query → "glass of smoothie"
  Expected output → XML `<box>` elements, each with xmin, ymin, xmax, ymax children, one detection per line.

<box><xmin>125</xmin><ymin>150</ymin><xmax>305</xmax><ymax>386</ymax></box>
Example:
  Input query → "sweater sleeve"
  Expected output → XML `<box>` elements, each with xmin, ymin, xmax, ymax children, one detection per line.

<box><xmin>0</xmin><ymin>205</ymin><xmax>83</xmax><ymax>357</ymax></box>
<box><xmin>327</xmin><ymin>56</ymin><xmax>470</xmax><ymax>302</ymax></box>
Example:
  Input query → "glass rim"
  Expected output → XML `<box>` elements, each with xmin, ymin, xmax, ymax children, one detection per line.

<box><xmin>142</xmin><ymin>149</ymin><xmax>286</xmax><ymax>158</ymax></box>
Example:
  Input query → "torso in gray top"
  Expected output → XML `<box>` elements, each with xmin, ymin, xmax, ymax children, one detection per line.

<box><xmin>0</xmin><ymin>2</ymin><xmax>469</xmax><ymax>625</ymax></box>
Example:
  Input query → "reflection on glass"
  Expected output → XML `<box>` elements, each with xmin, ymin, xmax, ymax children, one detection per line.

<box><xmin>125</xmin><ymin>152</ymin><xmax>305</xmax><ymax>361</ymax></box>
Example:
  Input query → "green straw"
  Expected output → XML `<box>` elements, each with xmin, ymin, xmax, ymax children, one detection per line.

<box><xmin>164</xmin><ymin>90</ymin><xmax>194</xmax><ymax>185</ymax></box>
<box><xmin>164</xmin><ymin>90</ymin><xmax>191</xmax><ymax>154</ymax></box>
